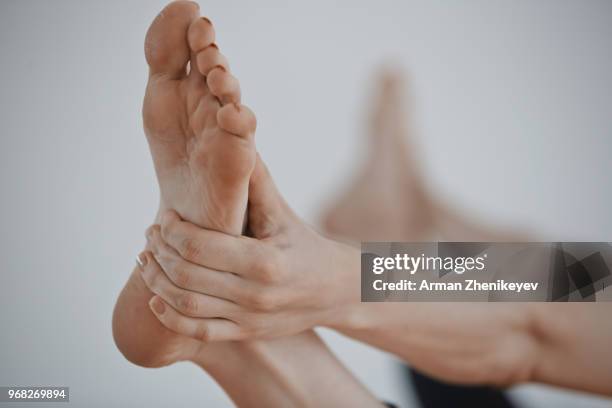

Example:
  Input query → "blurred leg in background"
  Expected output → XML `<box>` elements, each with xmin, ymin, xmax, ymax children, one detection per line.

<box><xmin>320</xmin><ymin>68</ymin><xmax>516</xmax><ymax>408</ymax></box>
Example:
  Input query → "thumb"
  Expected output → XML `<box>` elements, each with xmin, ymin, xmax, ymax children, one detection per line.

<box><xmin>247</xmin><ymin>153</ymin><xmax>293</xmax><ymax>238</ymax></box>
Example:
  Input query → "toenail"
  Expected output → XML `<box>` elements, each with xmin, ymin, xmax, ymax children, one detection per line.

<box><xmin>136</xmin><ymin>251</ymin><xmax>148</xmax><ymax>269</ymax></box>
<box><xmin>150</xmin><ymin>297</ymin><xmax>166</xmax><ymax>315</ymax></box>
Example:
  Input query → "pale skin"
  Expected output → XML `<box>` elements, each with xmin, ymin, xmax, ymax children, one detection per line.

<box><xmin>140</xmin><ymin>64</ymin><xmax>612</xmax><ymax>396</ymax></box>
<box><xmin>112</xmin><ymin>2</ymin><xmax>383</xmax><ymax>406</ymax></box>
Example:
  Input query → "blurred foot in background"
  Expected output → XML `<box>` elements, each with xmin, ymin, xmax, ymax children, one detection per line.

<box><xmin>320</xmin><ymin>68</ymin><xmax>525</xmax><ymax>244</ymax></box>
<box><xmin>321</xmin><ymin>69</ymin><xmax>434</xmax><ymax>242</ymax></box>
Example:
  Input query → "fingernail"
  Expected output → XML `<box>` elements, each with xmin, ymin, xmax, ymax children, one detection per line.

<box><xmin>136</xmin><ymin>251</ymin><xmax>148</xmax><ymax>269</ymax></box>
<box><xmin>149</xmin><ymin>297</ymin><xmax>166</xmax><ymax>315</ymax></box>
<box><xmin>233</xmin><ymin>102</ymin><xmax>241</xmax><ymax>112</ymax></box>
<box><xmin>201</xmin><ymin>16</ymin><xmax>212</xmax><ymax>25</ymax></box>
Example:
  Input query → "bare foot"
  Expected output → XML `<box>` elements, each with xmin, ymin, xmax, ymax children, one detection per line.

<box><xmin>113</xmin><ymin>1</ymin><xmax>256</xmax><ymax>367</ymax></box>
<box><xmin>143</xmin><ymin>2</ymin><xmax>255</xmax><ymax>232</ymax></box>
<box><xmin>321</xmin><ymin>70</ymin><xmax>434</xmax><ymax>242</ymax></box>
<box><xmin>320</xmin><ymin>70</ymin><xmax>527</xmax><ymax>243</ymax></box>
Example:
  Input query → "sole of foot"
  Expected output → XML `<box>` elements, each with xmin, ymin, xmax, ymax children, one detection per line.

<box><xmin>320</xmin><ymin>70</ymin><xmax>434</xmax><ymax>243</ymax></box>
<box><xmin>113</xmin><ymin>1</ymin><xmax>256</xmax><ymax>367</ymax></box>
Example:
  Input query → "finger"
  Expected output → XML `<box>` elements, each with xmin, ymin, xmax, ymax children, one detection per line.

<box><xmin>247</xmin><ymin>153</ymin><xmax>290</xmax><ymax>237</ymax></box>
<box><xmin>148</xmin><ymin>226</ymin><xmax>249</xmax><ymax>302</ymax></box>
<box><xmin>138</xmin><ymin>250</ymin><xmax>239</xmax><ymax>319</ymax></box>
<box><xmin>149</xmin><ymin>296</ymin><xmax>245</xmax><ymax>342</ymax></box>
<box><xmin>159</xmin><ymin>211</ymin><xmax>265</xmax><ymax>276</ymax></box>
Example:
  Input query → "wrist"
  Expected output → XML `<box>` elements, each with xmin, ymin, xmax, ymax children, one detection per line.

<box><xmin>527</xmin><ymin>304</ymin><xmax>565</xmax><ymax>386</ymax></box>
<box><xmin>317</xmin><ymin>240</ymin><xmax>366</xmax><ymax>330</ymax></box>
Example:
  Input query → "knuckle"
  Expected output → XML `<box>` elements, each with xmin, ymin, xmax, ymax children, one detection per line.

<box><xmin>248</xmin><ymin>290</ymin><xmax>276</xmax><ymax>312</ymax></box>
<box><xmin>174</xmin><ymin>318</ymin><xmax>190</xmax><ymax>336</ymax></box>
<box><xmin>181</xmin><ymin>237</ymin><xmax>202</xmax><ymax>261</ymax></box>
<box><xmin>195</xmin><ymin>325</ymin><xmax>211</xmax><ymax>342</ymax></box>
<box><xmin>160</xmin><ymin>220</ymin><xmax>173</xmax><ymax>240</ymax></box>
<box><xmin>178</xmin><ymin>293</ymin><xmax>199</xmax><ymax>315</ymax></box>
<box><xmin>144</xmin><ymin>268</ymin><xmax>159</xmax><ymax>289</ymax></box>
<box><xmin>255</xmin><ymin>249</ymin><xmax>283</xmax><ymax>283</ymax></box>
<box><xmin>149</xmin><ymin>224</ymin><xmax>162</xmax><ymax>240</ymax></box>
<box><xmin>172</xmin><ymin>267</ymin><xmax>191</xmax><ymax>288</ymax></box>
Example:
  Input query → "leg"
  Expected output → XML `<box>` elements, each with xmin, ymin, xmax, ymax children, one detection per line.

<box><xmin>319</xmin><ymin>68</ymin><xmax>520</xmax><ymax>407</ymax></box>
<box><xmin>112</xmin><ymin>3</ymin><xmax>384</xmax><ymax>406</ymax></box>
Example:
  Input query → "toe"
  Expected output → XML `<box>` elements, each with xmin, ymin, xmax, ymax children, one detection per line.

<box><xmin>188</xmin><ymin>17</ymin><xmax>216</xmax><ymax>53</ymax></box>
<box><xmin>217</xmin><ymin>104</ymin><xmax>257</xmax><ymax>139</ymax></box>
<box><xmin>370</xmin><ymin>68</ymin><xmax>408</xmax><ymax>137</ymax></box>
<box><xmin>145</xmin><ymin>1</ymin><xmax>200</xmax><ymax>79</ymax></box>
<box><xmin>195</xmin><ymin>45</ymin><xmax>230</xmax><ymax>76</ymax></box>
<box><xmin>207</xmin><ymin>67</ymin><xmax>241</xmax><ymax>104</ymax></box>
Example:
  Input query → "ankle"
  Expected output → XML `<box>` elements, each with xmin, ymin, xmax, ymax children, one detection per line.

<box><xmin>190</xmin><ymin>338</ymin><xmax>313</xmax><ymax>408</ymax></box>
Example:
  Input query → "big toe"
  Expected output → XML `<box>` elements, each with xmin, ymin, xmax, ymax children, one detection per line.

<box><xmin>145</xmin><ymin>1</ymin><xmax>200</xmax><ymax>78</ymax></box>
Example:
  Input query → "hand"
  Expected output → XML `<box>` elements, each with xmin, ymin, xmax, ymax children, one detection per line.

<box><xmin>139</xmin><ymin>157</ymin><xmax>361</xmax><ymax>341</ymax></box>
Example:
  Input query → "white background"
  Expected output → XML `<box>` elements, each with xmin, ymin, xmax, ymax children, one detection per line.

<box><xmin>1</xmin><ymin>1</ymin><xmax>611</xmax><ymax>406</ymax></box>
